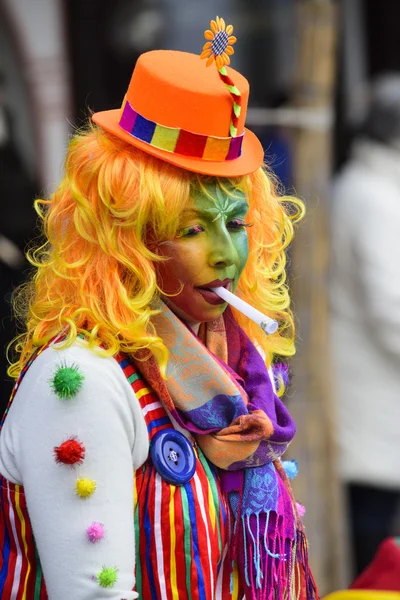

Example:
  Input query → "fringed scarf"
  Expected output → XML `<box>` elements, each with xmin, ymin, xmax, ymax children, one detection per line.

<box><xmin>132</xmin><ymin>302</ymin><xmax>318</xmax><ymax>600</ymax></box>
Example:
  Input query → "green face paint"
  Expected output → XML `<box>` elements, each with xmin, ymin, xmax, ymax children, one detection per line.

<box><xmin>155</xmin><ymin>182</ymin><xmax>251</xmax><ymax>327</ymax></box>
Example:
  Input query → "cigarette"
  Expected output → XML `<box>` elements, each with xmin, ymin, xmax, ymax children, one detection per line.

<box><xmin>211</xmin><ymin>286</ymin><xmax>278</xmax><ymax>334</ymax></box>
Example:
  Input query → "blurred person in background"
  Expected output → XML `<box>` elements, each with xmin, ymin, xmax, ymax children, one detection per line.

<box><xmin>330</xmin><ymin>73</ymin><xmax>400</xmax><ymax>578</ymax></box>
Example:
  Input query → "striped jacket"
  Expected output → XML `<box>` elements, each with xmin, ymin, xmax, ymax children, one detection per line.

<box><xmin>0</xmin><ymin>351</ymin><xmax>241</xmax><ymax>599</ymax></box>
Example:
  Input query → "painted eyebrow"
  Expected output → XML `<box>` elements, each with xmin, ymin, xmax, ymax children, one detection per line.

<box><xmin>182</xmin><ymin>200</ymin><xmax>249</xmax><ymax>218</ymax></box>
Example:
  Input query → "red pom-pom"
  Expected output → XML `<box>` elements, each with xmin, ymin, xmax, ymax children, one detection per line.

<box><xmin>54</xmin><ymin>438</ymin><xmax>86</xmax><ymax>465</ymax></box>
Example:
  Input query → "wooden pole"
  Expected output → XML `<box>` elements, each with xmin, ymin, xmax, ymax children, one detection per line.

<box><xmin>288</xmin><ymin>1</ymin><xmax>349</xmax><ymax>594</ymax></box>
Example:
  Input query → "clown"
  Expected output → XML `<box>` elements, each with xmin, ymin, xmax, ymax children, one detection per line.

<box><xmin>0</xmin><ymin>17</ymin><xmax>317</xmax><ymax>600</ymax></box>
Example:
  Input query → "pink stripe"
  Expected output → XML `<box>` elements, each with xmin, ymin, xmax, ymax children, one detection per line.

<box><xmin>2</xmin><ymin>483</ymin><xmax>17</xmax><ymax>599</ymax></box>
<box><xmin>153</xmin><ymin>473</ymin><xmax>167</xmax><ymax>598</ymax></box>
<box><xmin>119</xmin><ymin>100</ymin><xmax>137</xmax><ymax>132</ymax></box>
<box><xmin>7</xmin><ymin>485</ymin><xmax>23</xmax><ymax>598</ymax></box>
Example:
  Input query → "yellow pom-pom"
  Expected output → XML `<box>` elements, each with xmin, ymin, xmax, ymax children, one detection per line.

<box><xmin>75</xmin><ymin>478</ymin><xmax>96</xmax><ymax>498</ymax></box>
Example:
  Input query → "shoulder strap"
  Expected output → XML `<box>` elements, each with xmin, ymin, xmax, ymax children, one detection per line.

<box><xmin>115</xmin><ymin>353</ymin><xmax>174</xmax><ymax>441</ymax></box>
<box><xmin>2</xmin><ymin>346</ymin><xmax>175</xmax><ymax>444</ymax></box>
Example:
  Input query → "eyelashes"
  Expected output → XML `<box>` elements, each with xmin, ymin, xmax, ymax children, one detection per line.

<box><xmin>228</xmin><ymin>219</ymin><xmax>254</xmax><ymax>230</ymax></box>
<box><xmin>176</xmin><ymin>225</ymin><xmax>205</xmax><ymax>238</ymax></box>
<box><xmin>177</xmin><ymin>220</ymin><xmax>253</xmax><ymax>238</ymax></box>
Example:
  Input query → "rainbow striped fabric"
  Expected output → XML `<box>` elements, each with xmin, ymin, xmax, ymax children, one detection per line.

<box><xmin>0</xmin><ymin>478</ymin><xmax>47</xmax><ymax>599</ymax></box>
<box><xmin>0</xmin><ymin>346</ymin><xmax>241</xmax><ymax>600</ymax></box>
<box><xmin>119</xmin><ymin>98</ymin><xmax>244</xmax><ymax>161</ymax></box>
<box><xmin>117</xmin><ymin>354</ymin><xmax>242</xmax><ymax>600</ymax></box>
<box><xmin>0</xmin><ymin>343</ymin><xmax>50</xmax><ymax>598</ymax></box>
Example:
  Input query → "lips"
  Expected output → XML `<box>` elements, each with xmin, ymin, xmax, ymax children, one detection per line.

<box><xmin>195</xmin><ymin>278</ymin><xmax>232</xmax><ymax>305</ymax></box>
<box><xmin>197</xmin><ymin>278</ymin><xmax>232</xmax><ymax>290</ymax></box>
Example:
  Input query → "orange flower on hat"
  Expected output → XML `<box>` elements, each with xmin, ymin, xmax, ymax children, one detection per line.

<box><xmin>201</xmin><ymin>16</ymin><xmax>237</xmax><ymax>70</ymax></box>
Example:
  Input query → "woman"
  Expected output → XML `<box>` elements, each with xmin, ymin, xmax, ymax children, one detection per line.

<box><xmin>0</xmin><ymin>18</ymin><xmax>317</xmax><ymax>600</ymax></box>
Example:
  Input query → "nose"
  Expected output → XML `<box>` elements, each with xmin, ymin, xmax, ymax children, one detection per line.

<box><xmin>208</xmin><ymin>229</ymin><xmax>236</xmax><ymax>268</ymax></box>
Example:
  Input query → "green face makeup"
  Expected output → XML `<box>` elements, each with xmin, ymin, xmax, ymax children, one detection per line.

<box><xmin>155</xmin><ymin>182</ymin><xmax>250</xmax><ymax>326</ymax></box>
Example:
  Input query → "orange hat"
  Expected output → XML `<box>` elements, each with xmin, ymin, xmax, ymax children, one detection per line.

<box><xmin>92</xmin><ymin>17</ymin><xmax>264</xmax><ymax>177</ymax></box>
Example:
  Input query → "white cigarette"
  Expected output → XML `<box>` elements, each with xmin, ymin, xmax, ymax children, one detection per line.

<box><xmin>211</xmin><ymin>286</ymin><xmax>278</xmax><ymax>334</ymax></box>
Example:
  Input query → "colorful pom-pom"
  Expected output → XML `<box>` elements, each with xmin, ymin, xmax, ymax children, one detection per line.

<box><xmin>282</xmin><ymin>459</ymin><xmax>299</xmax><ymax>479</ymax></box>
<box><xmin>296</xmin><ymin>502</ymin><xmax>306</xmax><ymax>517</ymax></box>
<box><xmin>87</xmin><ymin>522</ymin><xmax>105</xmax><ymax>543</ymax></box>
<box><xmin>96</xmin><ymin>566</ymin><xmax>118</xmax><ymax>588</ymax></box>
<box><xmin>76</xmin><ymin>477</ymin><xmax>96</xmax><ymax>498</ymax></box>
<box><xmin>54</xmin><ymin>438</ymin><xmax>85</xmax><ymax>465</ymax></box>
<box><xmin>51</xmin><ymin>363</ymin><xmax>85</xmax><ymax>399</ymax></box>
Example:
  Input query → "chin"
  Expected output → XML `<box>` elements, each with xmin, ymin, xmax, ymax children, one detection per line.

<box><xmin>166</xmin><ymin>299</ymin><xmax>226</xmax><ymax>324</ymax></box>
<box><xmin>190</xmin><ymin>306</ymin><xmax>227</xmax><ymax>324</ymax></box>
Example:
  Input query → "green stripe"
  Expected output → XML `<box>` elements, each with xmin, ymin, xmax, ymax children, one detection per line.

<box><xmin>233</xmin><ymin>102</ymin><xmax>241</xmax><ymax>117</ymax></box>
<box><xmin>33</xmin><ymin>543</ymin><xmax>43</xmax><ymax>599</ymax></box>
<box><xmin>180</xmin><ymin>487</ymin><xmax>193</xmax><ymax>600</ymax></box>
<box><xmin>197</xmin><ymin>448</ymin><xmax>222</xmax><ymax>555</ymax></box>
<box><xmin>128</xmin><ymin>372</ymin><xmax>139</xmax><ymax>384</ymax></box>
<box><xmin>134</xmin><ymin>471</ymin><xmax>143</xmax><ymax>595</ymax></box>
<box><xmin>226</xmin><ymin>84</ymin><xmax>240</xmax><ymax>96</ymax></box>
<box><xmin>230</xmin><ymin>124</ymin><xmax>238</xmax><ymax>137</ymax></box>
<box><xmin>218</xmin><ymin>67</ymin><xmax>241</xmax><ymax>96</ymax></box>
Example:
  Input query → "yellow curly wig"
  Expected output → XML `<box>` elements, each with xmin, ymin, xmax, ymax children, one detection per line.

<box><xmin>9</xmin><ymin>124</ymin><xmax>304</xmax><ymax>388</ymax></box>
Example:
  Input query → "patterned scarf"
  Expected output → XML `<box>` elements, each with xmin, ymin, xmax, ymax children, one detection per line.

<box><xmin>132</xmin><ymin>302</ymin><xmax>318</xmax><ymax>599</ymax></box>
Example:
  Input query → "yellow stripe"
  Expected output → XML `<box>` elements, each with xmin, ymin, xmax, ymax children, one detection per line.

<box><xmin>232</xmin><ymin>561</ymin><xmax>239</xmax><ymax>600</ymax></box>
<box><xmin>136</xmin><ymin>387</ymin><xmax>151</xmax><ymax>400</ymax></box>
<box><xmin>208</xmin><ymin>484</ymin><xmax>216</xmax><ymax>533</ymax></box>
<box><xmin>15</xmin><ymin>487</ymin><xmax>31</xmax><ymax>599</ymax></box>
<box><xmin>133</xmin><ymin>473</ymin><xmax>137</xmax><ymax>512</ymax></box>
<box><xmin>169</xmin><ymin>486</ymin><xmax>179</xmax><ymax>600</ymax></box>
<box><xmin>151</xmin><ymin>124</ymin><xmax>180</xmax><ymax>153</ymax></box>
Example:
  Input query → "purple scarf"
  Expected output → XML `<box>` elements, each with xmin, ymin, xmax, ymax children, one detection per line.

<box><xmin>133</xmin><ymin>303</ymin><xmax>318</xmax><ymax>599</ymax></box>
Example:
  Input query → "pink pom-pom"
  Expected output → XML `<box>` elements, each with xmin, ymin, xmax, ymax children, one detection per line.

<box><xmin>296</xmin><ymin>502</ymin><xmax>306</xmax><ymax>517</ymax></box>
<box><xmin>86</xmin><ymin>522</ymin><xmax>105</xmax><ymax>543</ymax></box>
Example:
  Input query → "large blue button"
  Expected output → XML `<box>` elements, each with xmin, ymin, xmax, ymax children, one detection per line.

<box><xmin>150</xmin><ymin>430</ymin><xmax>196</xmax><ymax>486</ymax></box>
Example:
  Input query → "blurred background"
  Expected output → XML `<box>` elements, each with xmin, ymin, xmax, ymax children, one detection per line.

<box><xmin>1</xmin><ymin>0</ymin><xmax>400</xmax><ymax>595</ymax></box>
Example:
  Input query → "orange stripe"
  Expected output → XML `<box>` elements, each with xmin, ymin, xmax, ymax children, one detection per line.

<box><xmin>203</xmin><ymin>136</ymin><xmax>230</xmax><ymax>161</ymax></box>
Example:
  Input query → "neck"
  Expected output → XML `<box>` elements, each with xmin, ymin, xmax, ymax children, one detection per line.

<box><xmin>187</xmin><ymin>321</ymin><xmax>200</xmax><ymax>335</ymax></box>
<box><xmin>161</xmin><ymin>298</ymin><xmax>201</xmax><ymax>335</ymax></box>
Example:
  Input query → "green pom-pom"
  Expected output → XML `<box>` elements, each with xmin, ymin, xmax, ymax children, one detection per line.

<box><xmin>51</xmin><ymin>363</ymin><xmax>84</xmax><ymax>399</ymax></box>
<box><xmin>96</xmin><ymin>566</ymin><xmax>118</xmax><ymax>588</ymax></box>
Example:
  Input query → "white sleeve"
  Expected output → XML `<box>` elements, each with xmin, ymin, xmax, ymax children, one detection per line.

<box><xmin>0</xmin><ymin>343</ymin><xmax>149</xmax><ymax>600</ymax></box>
<box><xmin>353</xmin><ymin>182</ymin><xmax>400</xmax><ymax>359</ymax></box>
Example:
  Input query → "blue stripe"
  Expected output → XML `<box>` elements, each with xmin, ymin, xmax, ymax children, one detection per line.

<box><xmin>143</xmin><ymin>465</ymin><xmax>158</xmax><ymax>600</ymax></box>
<box><xmin>147</xmin><ymin>416</ymin><xmax>170</xmax><ymax>434</ymax></box>
<box><xmin>132</xmin><ymin>114</ymin><xmax>156</xmax><ymax>143</ymax></box>
<box><xmin>0</xmin><ymin>481</ymin><xmax>11</xmax><ymax>595</ymax></box>
<box><xmin>118</xmin><ymin>357</ymin><xmax>131</xmax><ymax>370</ymax></box>
<box><xmin>219</xmin><ymin>490</ymin><xmax>227</xmax><ymax>526</ymax></box>
<box><xmin>206</xmin><ymin>457</ymin><xmax>227</xmax><ymax>525</ymax></box>
<box><xmin>184</xmin><ymin>482</ymin><xmax>207</xmax><ymax>600</ymax></box>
